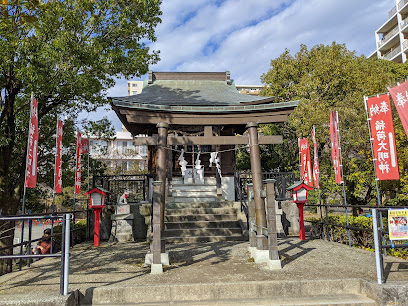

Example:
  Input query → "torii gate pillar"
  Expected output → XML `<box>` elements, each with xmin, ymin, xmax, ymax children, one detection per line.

<box><xmin>157</xmin><ymin>122</ymin><xmax>168</xmax><ymax>252</ymax></box>
<box><xmin>246</xmin><ymin>122</ymin><xmax>268</xmax><ymax>250</ymax></box>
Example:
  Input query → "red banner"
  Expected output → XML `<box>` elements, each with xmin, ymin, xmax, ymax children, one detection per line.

<box><xmin>25</xmin><ymin>96</ymin><xmax>39</xmax><ymax>188</ymax></box>
<box><xmin>366</xmin><ymin>94</ymin><xmax>399</xmax><ymax>180</ymax></box>
<box><xmin>311</xmin><ymin>125</ymin><xmax>320</xmax><ymax>189</ymax></box>
<box><xmin>81</xmin><ymin>138</ymin><xmax>89</xmax><ymax>154</ymax></box>
<box><xmin>54</xmin><ymin>120</ymin><xmax>63</xmax><ymax>193</ymax></box>
<box><xmin>389</xmin><ymin>80</ymin><xmax>408</xmax><ymax>138</ymax></box>
<box><xmin>299</xmin><ymin>138</ymin><xmax>313</xmax><ymax>186</ymax></box>
<box><xmin>75</xmin><ymin>131</ymin><xmax>82</xmax><ymax>194</ymax></box>
<box><xmin>330</xmin><ymin>111</ymin><xmax>342</xmax><ymax>184</ymax></box>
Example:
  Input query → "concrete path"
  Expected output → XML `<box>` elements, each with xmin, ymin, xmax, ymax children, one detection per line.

<box><xmin>1</xmin><ymin>237</ymin><xmax>408</xmax><ymax>305</ymax></box>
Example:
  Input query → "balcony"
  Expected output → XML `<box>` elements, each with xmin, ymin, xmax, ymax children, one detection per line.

<box><xmin>401</xmin><ymin>15</ymin><xmax>408</xmax><ymax>30</ymax></box>
<box><xmin>379</xmin><ymin>26</ymin><xmax>400</xmax><ymax>46</ymax></box>
<box><xmin>382</xmin><ymin>45</ymin><xmax>402</xmax><ymax>60</ymax></box>
<box><xmin>399</xmin><ymin>0</ymin><xmax>408</xmax><ymax>10</ymax></box>
<box><xmin>403</xmin><ymin>40</ymin><xmax>408</xmax><ymax>50</ymax></box>
<box><xmin>389</xmin><ymin>6</ymin><xmax>397</xmax><ymax>18</ymax></box>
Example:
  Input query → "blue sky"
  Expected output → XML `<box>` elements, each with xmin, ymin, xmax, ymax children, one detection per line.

<box><xmin>87</xmin><ymin>0</ymin><xmax>392</xmax><ymax>130</ymax></box>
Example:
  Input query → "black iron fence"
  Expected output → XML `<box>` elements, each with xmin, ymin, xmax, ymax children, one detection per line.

<box><xmin>93</xmin><ymin>174</ymin><xmax>154</xmax><ymax>204</ymax></box>
<box><xmin>236</xmin><ymin>171</ymin><xmax>295</xmax><ymax>202</ymax></box>
<box><xmin>304</xmin><ymin>204</ymin><xmax>408</xmax><ymax>284</ymax></box>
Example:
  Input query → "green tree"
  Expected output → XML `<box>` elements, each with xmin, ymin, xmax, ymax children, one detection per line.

<box><xmin>0</xmin><ymin>0</ymin><xmax>161</xmax><ymax>274</ymax></box>
<box><xmin>259</xmin><ymin>42</ymin><xmax>408</xmax><ymax>206</ymax></box>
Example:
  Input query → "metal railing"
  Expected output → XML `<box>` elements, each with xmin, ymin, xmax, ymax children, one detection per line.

<box><xmin>234</xmin><ymin>171</ymin><xmax>248</xmax><ymax>228</ymax></box>
<box><xmin>0</xmin><ymin>213</ymin><xmax>71</xmax><ymax>295</ymax></box>
<box><xmin>389</xmin><ymin>6</ymin><xmax>397</xmax><ymax>18</ymax></box>
<box><xmin>398</xmin><ymin>0</ymin><xmax>408</xmax><ymax>10</ymax></box>
<box><xmin>305</xmin><ymin>204</ymin><xmax>408</xmax><ymax>284</ymax></box>
<box><xmin>93</xmin><ymin>173</ymin><xmax>154</xmax><ymax>204</ymax></box>
<box><xmin>378</xmin><ymin>26</ymin><xmax>399</xmax><ymax>47</ymax></box>
<box><xmin>382</xmin><ymin>45</ymin><xmax>402</xmax><ymax>60</ymax></box>
<box><xmin>236</xmin><ymin>171</ymin><xmax>295</xmax><ymax>202</ymax></box>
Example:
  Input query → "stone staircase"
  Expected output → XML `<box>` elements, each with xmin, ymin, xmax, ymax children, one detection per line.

<box><xmin>164</xmin><ymin>202</ymin><xmax>247</xmax><ymax>243</ymax></box>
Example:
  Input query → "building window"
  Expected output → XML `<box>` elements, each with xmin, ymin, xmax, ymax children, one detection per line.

<box><xmin>132</xmin><ymin>83</ymin><xmax>137</xmax><ymax>87</ymax></box>
<box><xmin>132</xmin><ymin>91</ymin><xmax>138</xmax><ymax>95</ymax></box>
<box><xmin>139</xmin><ymin>145</ymin><xmax>147</xmax><ymax>155</ymax></box>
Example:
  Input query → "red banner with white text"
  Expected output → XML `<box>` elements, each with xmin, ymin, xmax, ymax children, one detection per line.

<box><xmin>330</xmin><ymin>111</ymin><xmax>342</xmax><ymax>184</ymax></box>
<box><xmin>75</xmin><ymin>131</ymin><xmax>82</xmax><ymax>194</ymax></box>
<box><xmin>81</xmin><ymin>138</ymin><xmax>89</xmax><ymax>154</ymax></box>
<box><xmin>389</xmin><ymin>80</ymin><xmax>408</xmax><ymax>138</ymax></box>
<box><xmin>25</xmin><ymin>96</ymin><xmax>39</xmax><ymax>188</ymax></box>
<box><xmin>299</xmin><ymin>138</ymin><xmax>313</xmax><ymax>186</ymax></box>
<box><xmin>54</xmin><ymin>120</ymin><xmax>63</xmax><ymax>193</ymax></box>
<box><xmin>366</xmin><ymin>94</ymin><xmax>399</xmax><ymax>180</ymax></box>
<box><xmin>311</xmin><ymin>125</ymin><xmax>320</xmax><ymax>189</ymax></box>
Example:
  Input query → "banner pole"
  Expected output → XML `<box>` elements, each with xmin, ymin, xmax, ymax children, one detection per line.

<box><xmin>336</xmin><ymin>111</ymin><xmax>351</xmax><ymax>247</ymax></box>
<box><xmin>51</xmin><ymin>118</ymin><xmax>60</xmax><ymax>253</ymax></box>
<box><xmin>88</xmin><ymin>136</ymin><xmax>90</xmax><ymax>190</ymax></box>
<box><xmin>298</xmin><ymin>138</ymin><xmax>301</xmax><ymax>181</ymax></box>
<box><xmin>363</xmin><ymin>96</ymin><xmax>387</xmax><ymax>256</ymax></box>
<box><xmin>20</xmin><ymin>93</ymin><xmax>35</xmax><ymax>270</ymax></box>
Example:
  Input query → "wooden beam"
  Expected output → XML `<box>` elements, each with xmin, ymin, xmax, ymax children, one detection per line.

<box><xmin>126</xmin><ymin>114</ymin><xmax>288</xmax><ymax>125</ymax></box>
<box><xmin>133</xmin><ymin>135</ymin><xmax>283</xmax><ymax>145</ymax></box>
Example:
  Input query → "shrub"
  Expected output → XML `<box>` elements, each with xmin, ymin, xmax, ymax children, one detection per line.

<box><xmin>307</xmin><ymin>215</ymin><xmax>408</xmax><ymax>260</ymax></box>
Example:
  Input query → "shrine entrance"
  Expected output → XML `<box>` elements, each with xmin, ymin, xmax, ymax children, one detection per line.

<box><xmin>111</xmin><ymin>71</ymin><xmax>298</xmax><ymax>273</ymax></box>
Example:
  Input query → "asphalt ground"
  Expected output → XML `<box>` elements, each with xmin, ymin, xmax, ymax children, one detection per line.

<box><xmin>1</xmin><ymin>237</ymin><xmax>408</xmax><ymax>304</ymax></box>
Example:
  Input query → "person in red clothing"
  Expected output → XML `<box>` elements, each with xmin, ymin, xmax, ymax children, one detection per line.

<box><xmin>33</xmin><ymin>228</ymin><xmax>52</xmax><ymax>255</ymax></box>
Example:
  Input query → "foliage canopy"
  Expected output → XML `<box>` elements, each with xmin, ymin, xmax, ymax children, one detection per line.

<box><xmin>250</xmin><ymin>43</ymin><xmax>408</xmax><ymax>205</ymax></box>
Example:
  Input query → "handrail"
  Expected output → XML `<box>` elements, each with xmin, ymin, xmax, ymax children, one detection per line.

<box><xmin>234</xmin><ymin>172</ymin><xmax>248</xmax><ymax>230</ymax></box>
<box><xmin>0</xmin><ymin>213</ymin><xmax>71</xmax><ymax>295</ymax></box>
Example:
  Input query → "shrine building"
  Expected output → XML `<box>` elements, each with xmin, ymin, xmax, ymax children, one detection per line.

<box><xmin>110</xmin><ymin>71</ymin><xmax>298</xmax><ymax>202</ymax></box>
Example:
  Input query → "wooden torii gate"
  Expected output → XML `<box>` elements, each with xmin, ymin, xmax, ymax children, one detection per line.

<box><xmin>135</xmin><ymin>121</ymin><xmax>281</xmax><ymax>273</ymax></box>
<box><xmin>110</xmin><ymin>71</ymin><xmax>299</xmax><ymax>273</ymax></box>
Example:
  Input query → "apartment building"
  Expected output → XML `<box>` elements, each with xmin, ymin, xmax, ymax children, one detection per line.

<box><xmin>127</xmin><ymin>80</ymin><xmax>144</xmax><ymax>95</ymax></box>
<box><xmin>236</xmin><ymin>85</ymin><xmax>263</xmax><ymax>96</ymax></box>
<box><xmin>89</xmin><ymin>130</ymin><xmax>148</xmax><ymax>172</ymax></box>
<box><xmin>370</xmin><ymin>0</ymin><xmax>408</xmax><ymax>63</ymax></box>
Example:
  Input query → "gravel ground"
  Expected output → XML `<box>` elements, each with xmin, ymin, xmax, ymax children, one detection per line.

<box><xmin>1</xmin><ymin>237</ymin><xmax>408</xmax><ymax>297</ymax></box>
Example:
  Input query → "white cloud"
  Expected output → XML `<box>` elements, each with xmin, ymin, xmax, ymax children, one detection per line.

<box><xmin>102</xmin><ymin>0</ymin><xmax>392</xmax><ymax>129</ymax></box>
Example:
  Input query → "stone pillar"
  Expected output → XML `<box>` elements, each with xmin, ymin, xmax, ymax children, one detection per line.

<box><xmin>247</xmin><ymin>184</ymin><xmax>257</xmax><ymax>254</ymax></box>
<box><xmin>151</xmin><ymin>181</ymin><xmax>163</xmax><ymax>274</ymax></box>
<box><xmin>156</xmin><ymin>122</ymin><xmax>168</xmax><ymax>253</ymax></box>
<box><xmin>265</xmin><ymin>179</ymin><xmax>281</xmax><ymax>269</ymax></box>
<box><xmin>246</xmin><ymin>122</ymin><xmax>268</xmax><ymax>250</ymax></box>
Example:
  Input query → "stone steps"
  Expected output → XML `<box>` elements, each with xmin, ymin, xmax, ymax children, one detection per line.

<box><xmin>166</xmin><ymin>201</ymin><xmax>234</xmax><ymax>209</ymax></box>
<box><xmin>164</xmin><ymin>200</ymin><xmax>245</xmax><ymax>243</ymax></box>
<box><xmin>166</xmin><ymin>207</ymin><xmax>237</xmax><ymax>215</ymax></box>
<box><xmin>90</xmin><ymin>279</ymin><xmax>377</xmax><ymax>305</ymax></box>
<box><xmin>172</xmin><ymin>196</ymin><xmax>218</xmax><ymax>203</ymax></box>
<box><xmin>170</xmin><ymin>182</ymin><xmax>218</xmax><ymax>203</ymax></box>
<box><xmin>165</xmin><ymin>235</ymin><xmax>245</xmax><ymax>243</ymax></box>
<box><xmin>166</xmin><ymin>214</ymin><xmax>237</xmax><ymax>222</ymax></box>
<box><xmin>166</xmin><ymin>220</ymin><xmax>240</xmax><ymax>229</ymax></box>
<box><xmin>164</xmin><ymin>227</ymin><xmax>242</xmax><ymax>237</ymax></box>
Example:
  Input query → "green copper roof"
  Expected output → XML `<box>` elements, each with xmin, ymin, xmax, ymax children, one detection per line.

<box><xmin>111</xmin><ymin>79</ymin><xmax>299</xmax><ymax>113</ymax></box>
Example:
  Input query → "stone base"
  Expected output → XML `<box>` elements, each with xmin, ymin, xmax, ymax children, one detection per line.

<box><xmin>113</xmin><ymin>233</ymin><xmax>133</xmax><ymax>242</ymax></box>
<box><xmin>248</xmin><ymin>246</ymin><xmax>257</xmax><ymax>259</ymax></box>
<box><xmin>144</xmin><ymin>252</ymin><xmax>169</xmax><ymax>266</ymax></box>
<box><xmin>254</xmin><ymin>249</ymin><xmax>269</xmax><ymax>264</ymax></box>
<box><xmin>150</xmin><ymin>263</ymin><xmax>163</xmax><ymax>274</ymax></box>
<box><xmin>111</xmin><ymin>215</ymin><xmax>134</xmax><ymax>242</ymax></box>
<box><xmin>267</xmin><ymin>259</ymin><xmax>282</xmax><ymax>270</ymax></box>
